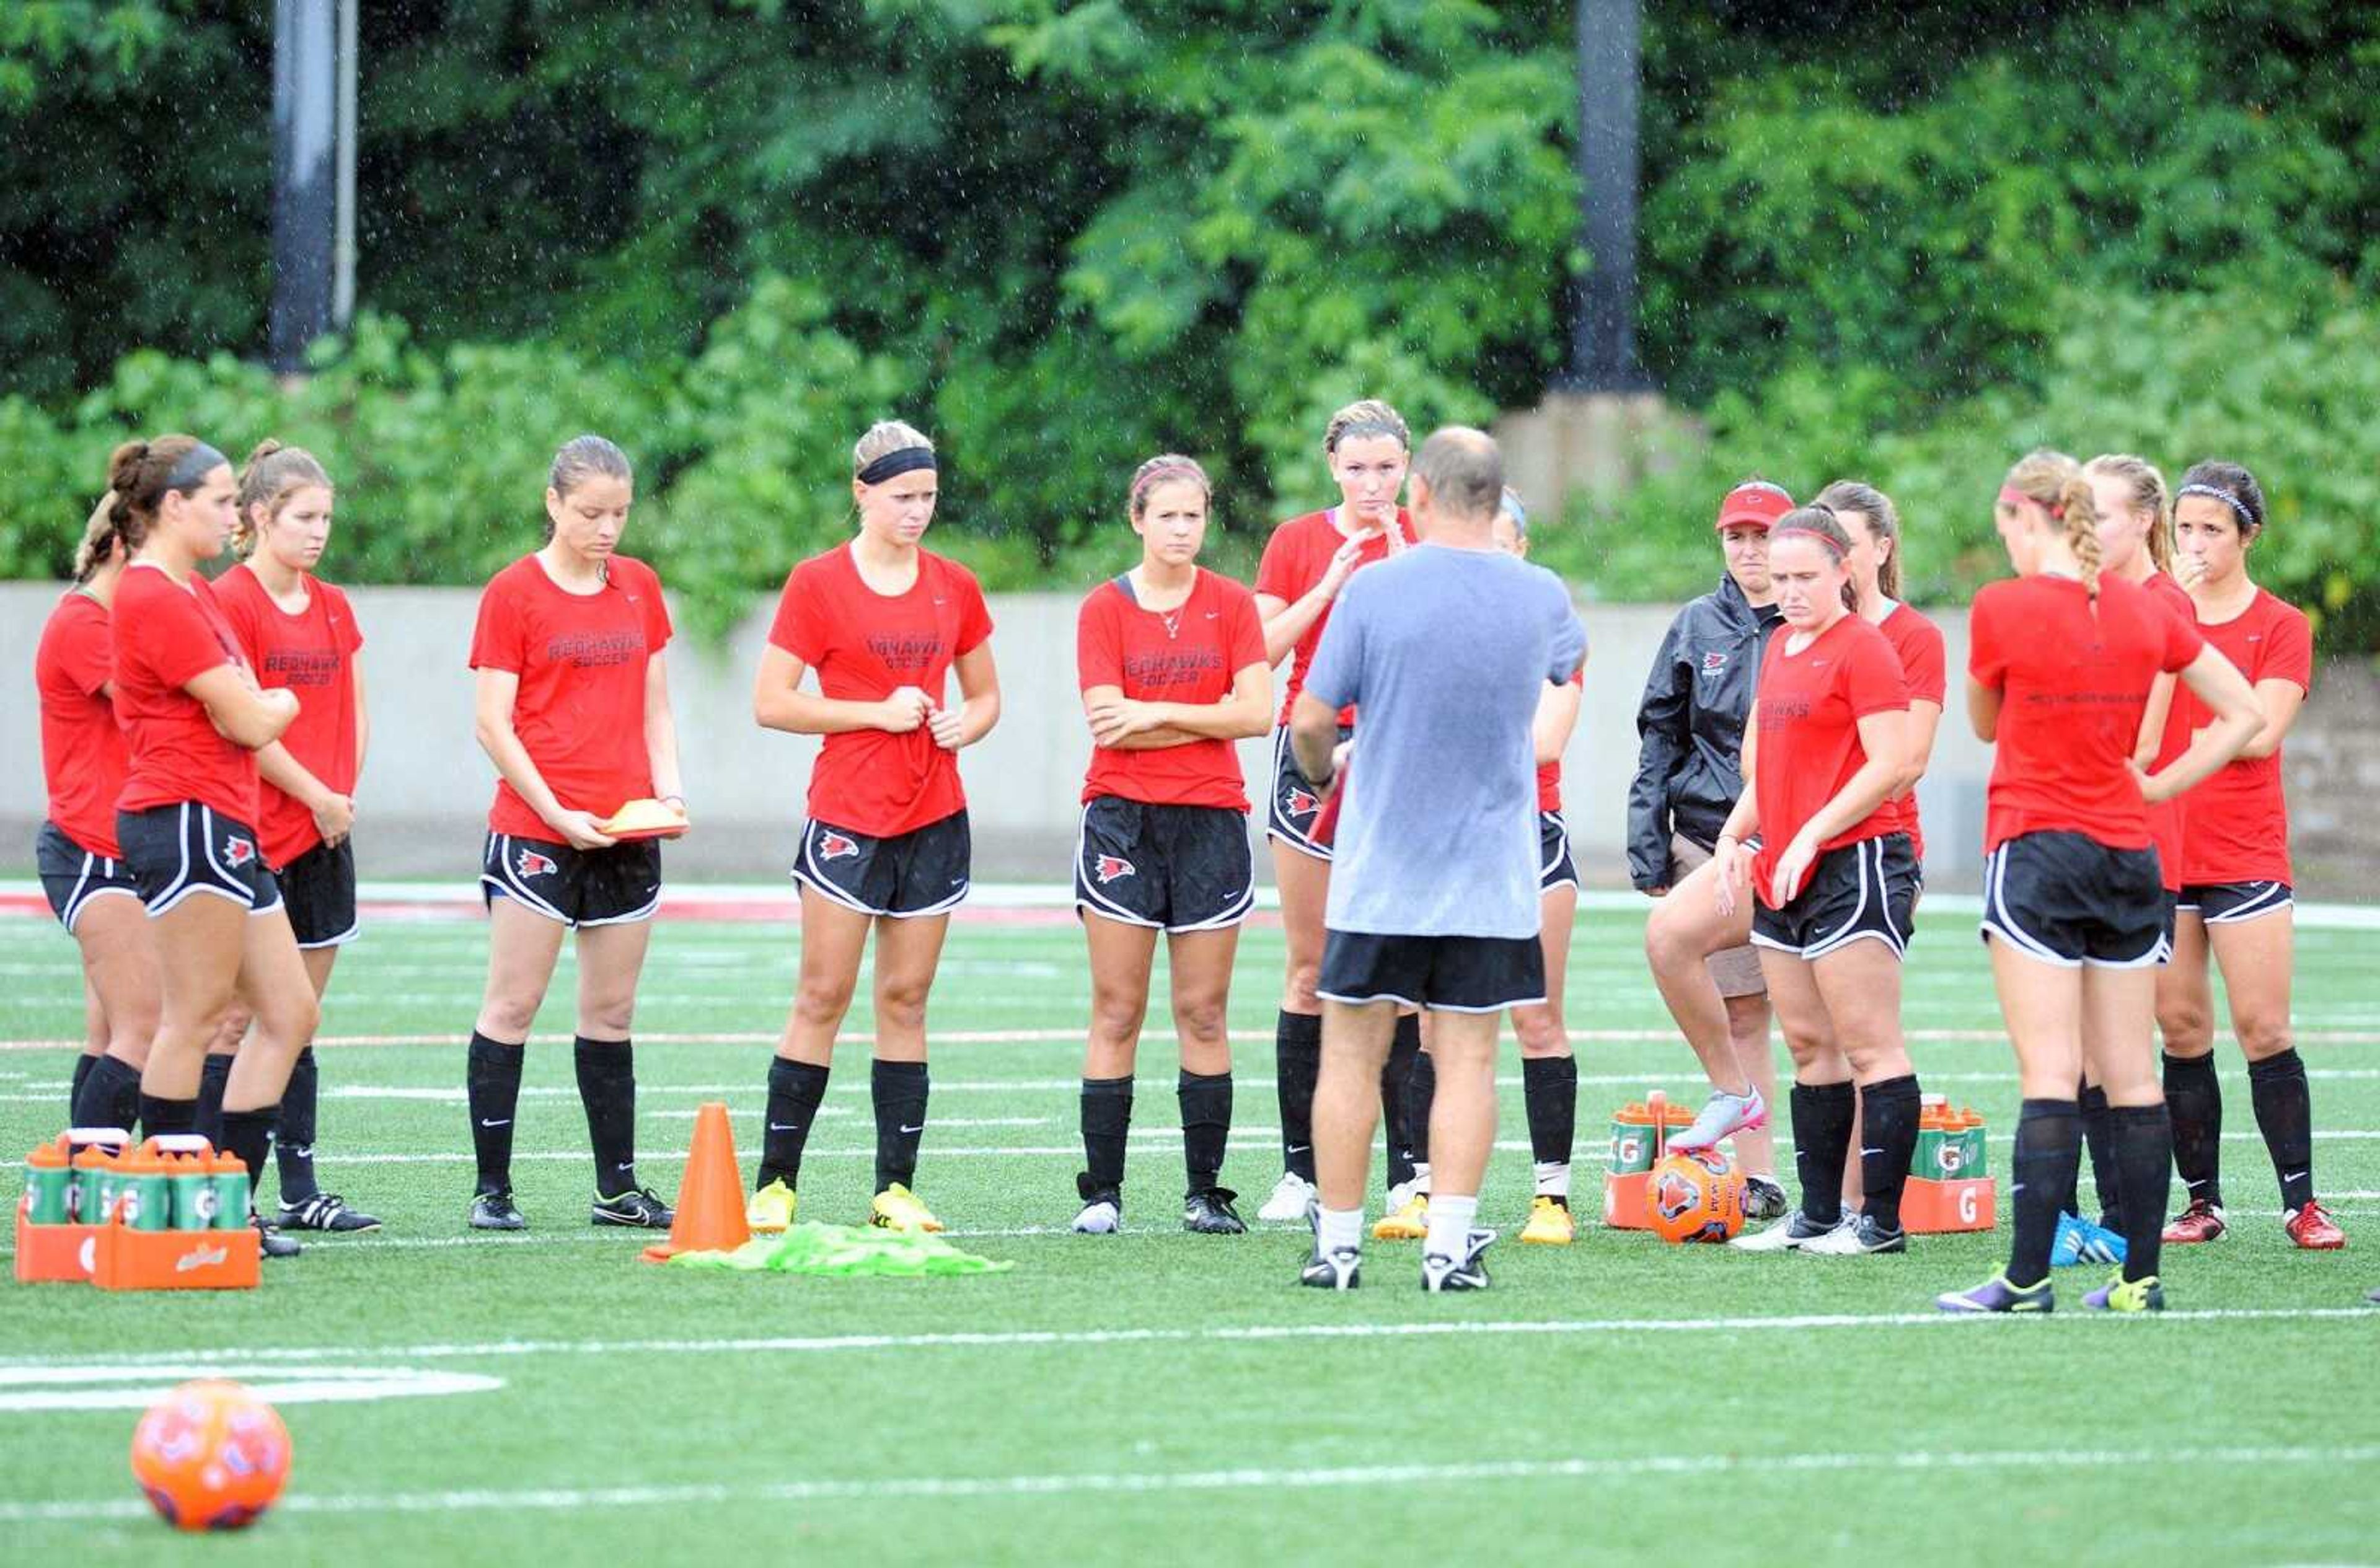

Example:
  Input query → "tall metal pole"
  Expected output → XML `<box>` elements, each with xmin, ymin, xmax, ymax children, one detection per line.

<box><xmin>1562</xmin><ymin>0</ymin><xmax>1650</xmax><ymax>392</ymax></box>
<box><xmin>333</xmin><ymin>0</ymin><xmax>358</xmax><ymax>331</ymax></box>
<box><xmin>270</xmin><ymin>0</ymin><xmax>339</xmax><ymax>371</ymax></box>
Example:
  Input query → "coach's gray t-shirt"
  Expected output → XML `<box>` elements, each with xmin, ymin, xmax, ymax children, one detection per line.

<box><xmin>1305</xmin><ymin>544</ymin><xmax>1585</xmax><ymax>938</ymax></box>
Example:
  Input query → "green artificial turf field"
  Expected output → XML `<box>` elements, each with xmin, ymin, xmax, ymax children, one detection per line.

<box><xmin>2</xmin><ymin>896</ymin><xmax>2374</xmax><ymax>1564</ymax></box>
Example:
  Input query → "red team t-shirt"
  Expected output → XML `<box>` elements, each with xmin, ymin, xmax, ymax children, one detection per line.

<box><xmin>35</xmin><ymin>590</ymin><xmax>129</xmax><ymax>858</ymax></box>
<box><xmin>469</xmin><ymin>554</ymin><xmax>672</xmax><ymax>840</ymax></box>
<box><xmin>1877</xmin><ymin>602</ymin><xmax>1946</xmax><ymax>862</ymax></box>
<box><xmin>1535</xmin><ymin>666</ymin><xmax>1587</xmax><ymax>814</ymax></box>
<box><xmin>112</xmin><ymin>564</ymin><xmax>262</xmax><ymax>826</ymax></box>
<box><xmin>1968</xmin><ymin>574</ymin><xmax>2203</xmax><ymax>856</ymax></box>
<box><xmin>2176</xmin><ymin>586</ymin><xmax>2312</xmax><ymax>885</ymax></box>
<box><xmin>216</xmin><ymin>564</ymin><xmax>364</xmax><ymax>868</ymax></box>
<box><xmin>2141</xmin><ymin>571</ymin><xmax>2200</xmax><ymax>891</ymax></box>
<box><xmin>1253</xmin><ymin>508</ymin><xmax>1416</xmax><ymax>726</ymax></box>
<box><xmin>1077</xmin><ymin>569</ymin><xmax>1267</xmax><ymax>811</ymax></box>
<box><xmin>769</xmin><ymin>544</ymin><xmax>994</xmax><ymax>839</ymax></box>
<box><xmin>1750</xmin><ymin>613</ymin><xmax>1910</xmax><ymax>899</ymax></box>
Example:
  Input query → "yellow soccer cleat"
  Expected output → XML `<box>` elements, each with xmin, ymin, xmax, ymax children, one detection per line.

<box><xmin>1372</xmin><ymin>1193</ymin><xmax>1428</xmax><ymax>1241</ymax></box>
<box><xmin>869</xmin><ymin>1182</ymin><xmax>944</xmax><ymax>1233</ymax></box>
<box><xmin>746</xmin><ymin>1178</ymin><xmax>797</xmax><ymax>1235</ymax></box>
<box><xmin>1520</xmin><ymin>1194</ymin><xmax>1576</xmax><ymax>1246</ymax></box>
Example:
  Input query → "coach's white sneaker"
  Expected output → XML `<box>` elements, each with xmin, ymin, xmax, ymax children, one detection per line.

<box><xmin>1258</xmin><ymin>1171</ymin><xmax>1317</xmax><ymax>1223</ymax></box>
<box><xmin>1729</xmin><ymin>1211</ymin><xmax>1843</xmax><ymax>1253</ymax></box>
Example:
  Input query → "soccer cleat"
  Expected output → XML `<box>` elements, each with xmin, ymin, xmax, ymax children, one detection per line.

<box><xmin>2285</xmin><ymin>1200</ymin><xmax>2348</xmax><ymax>1250</ymax></box>
<box><xmin>1729</xmin><ymin>1211</ymin><xmax>1841</xmax><ymax>1253</ymax></box>
<box><xmin>1669</xmin><ymin>1085</ymin><xmax>1767</xmax><ymax>1152</ymax></box>
<box><xmin>251</xmin><ymin>1214</ymin><xmax>301</xmax><ymax>1260</ymax></box>
<box><xmin>2083</xmin><ymin>1272</ymin><xmax>2166</xmax><ymax>1313</ymax></box>
<box><xmin>1936</xmin><ymin>1274</ymin><xmax>2053</xmax><ymax>1314</ymax></box>
<box><xmin>1182</xmin><ymin>1187</ymin><xmax>1246</xmax><ymax>1235</ymax></box>
<box><xmin>276</xmin><ymin>1192</ymin><xmax>381</xmax><ymax>1233</ymax></box>
<box><xmin>1300</xmin><ymin>1244</ymin><xmax>1362</xmax><ymax>1290</ymax></box>
<box><xmin>1421</xmin><ymin>1228</ymin><xmax>1496</xmax><ymax>1292</ymax></box>
<box><xmin>468</xmin><ymin>1187</ymin><xmax>526</xmax><ymax>1231</ymax></box>
<box><xmin>1520</xmin><ymin>1194</ymin><xmax>1575</xmax><ymax>1246</ymax></box>
<box><xmin>1372</xmin><ymin>1192</ymin><xmax>1429</xmax><ymax>1241</ymax></box>
<box><xmin>1802</xmin><ymin>1213</ymin><xmax>1906</xmax><ymax>1256</ymax></box>
<box><xmin>1257</xmin><ymin>1169</ymin><xmax>1317</xmax><ymax>1223</ymax></box>
<box><xmin>590</xmin><ymin>1187</ymin><xmax>674</xmax><ymax>1229</ymax></box>
<box><xmin>868</xmin><ymin>1182</ymin><xmax>943</xmax><ymax>1233</ymax></box>
<box><xmin>2162</xmin><ymin>1198</ymin><xmax>2228</xmax><ymax>1244</ymax></box>
<box><xmin>1740</xmin><ymin>1174</ymin><xmax>1789</xmax><ymax>1224</ymax></box>
<box><xmin>1072</xmin><ymin>1189</ymin><xmax>1122</xmax><ymax>1235</ymax></box>
<box><xmin>2050</xmin><ymin>1212</ymin><xmax>2089</xmax><ymax>1267</ymax></box>
<box><xmin>746</xmin><ymin>1178</ymin><xmax>797</xmax><ymax>1235</ymax></box>
<box><xmin>2078</xmin><ymin>1217</ymin><xmax>2129</xmax><ymax>1267</ymax></box>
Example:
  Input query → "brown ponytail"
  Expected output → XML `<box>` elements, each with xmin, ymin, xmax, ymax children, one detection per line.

<box><xmin>2004</xmin><ymin>449</ymin><xmax>2102</xmax><ymax>598</ymax></box>
<box><xmin>104</xmin><ymin>434</ymin><xmax>219</xmax><ymax>559</ymax></box>
<box><xmin>72</xmin><ymin>492</ymin><xmax>120</xmax><ymax>583</ymax></box>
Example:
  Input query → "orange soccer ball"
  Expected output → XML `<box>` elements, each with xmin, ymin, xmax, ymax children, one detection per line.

<box><xmin>1645</xmin><ymin>1148</ymin><xmax>1748</xmax><ymax>1244</ymax></box>
<box><xmin>130</xmin><ymin>1379</ymin><xmax>291</xmax><ymax>1531</ymax></box>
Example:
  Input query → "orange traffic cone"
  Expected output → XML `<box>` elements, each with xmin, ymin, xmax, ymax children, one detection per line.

<box><xmin>640</xmin><ymin>1101</ymin><xmax>752</xmax><ymax>1264</ymax></box>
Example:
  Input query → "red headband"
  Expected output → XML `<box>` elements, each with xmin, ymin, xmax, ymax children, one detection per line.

<box><xmin>1771</xmin><ymin>521</ymin><xmax>1847</xmax><ymax>562</ymax></box>
<box><xmin>1999</xmin><ymin>485</ymin><xmax>2064</xmax><ymax>522</ymax></box>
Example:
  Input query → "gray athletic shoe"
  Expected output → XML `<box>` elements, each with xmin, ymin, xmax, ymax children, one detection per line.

<box><xmin>1802</xmin><ymin>1213</ymin><xmax>1907</xmax><ymax>1256</ymax></box>
<box><xmin>1670</xmin><ymin>1086</ymin><xmax>1768</xmax><ymax>1152</ymax></box>
<box><xmin>1729</xmin><ymin>1210</ymin><xmax>1841</xmax><ymax>1253</ymax></box>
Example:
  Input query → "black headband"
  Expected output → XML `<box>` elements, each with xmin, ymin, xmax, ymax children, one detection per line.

<box><xmin>856</xmin><ymin>446</ymin><xmax>937</xmax><ymax>486</ymax></box>
<box><xmin>164</xmin><ymin>442</ymin><xmax>227</xmax><ymax>491</ymax></box>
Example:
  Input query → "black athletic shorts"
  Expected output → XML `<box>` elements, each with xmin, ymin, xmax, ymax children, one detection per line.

<box><xmin>1981</xmin><ymin>831</ymin><xmax>2166</xmax><ymax>969</ymax></box>
<box><xmin>1538</xmin><ymin>811</ymin><xmax>1577</xmax><ymax>894</ymax></box>
<box><xmin>2175</xmin><ymin>879</ymin><xmax>2293</xmax><ymax>925</ymax></box>
<box><xmin>1318</xmin><ymin>930</ymin><xmax>1546</xmax><ymax>1014</ymax></box>
<box><xmin>1073</xmin><ymin>796</ymin><xmax>1256</xmax><ymax>933</ymax></box>
<box><xmin>1266</xmin><ymin>723</ymin><xmax>1349</xmax><ymax>861</ymax></box>
<box><xmin>481</xmin><ymin>831</ymin><xmax>660</xmax><ymax>928</ymax></box>
<box><xmin>793</xmin><ymin>810</ymin><xmax>970</xmax><ymax>919</ymax></box>
<box><xmin>1750</xmin><ymin>832</ymin><xmax>1916</xmax><ymax>962</ymax></box>
<box><xmin>276</xmin><ymin>837</ymin><xmax>358</xmax><ymax>949</ymax></box>
<box><xmin>35</xmin><ymin>820</ymin><xmax>142</xmax><ymax>932</ymax></box>
<box><xmin>117</xmin><ymin>803</ymin><xmax>282</xmax><ymax>918</ymax></box>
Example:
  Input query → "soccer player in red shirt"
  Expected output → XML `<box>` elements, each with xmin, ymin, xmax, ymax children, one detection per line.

<box><xmin>749</xmin><ymin>421</ymin><xmax>1000</xmax><ymax>1235</ymax></box>
<box><xmin>1938</xmin><ymin>451</ymin><xmax>2262</xmax><ymax>1314</ymax></box>
<box><xmin>1249</xmin><ymin>398</ymin><xmax>1424</xmax><ymax>1225</ymax></box>
<box><xmin>102</xmin><ymin>436</ymin><xmax>315</xmax><ymax>1257</ymax></box>
<box><xmin>2155</xmin><ymin>460</ymin><xmax>2342</xmax><ymax>1249</ymax></box>
<box><xmin>1067</xmin><ymin>455</ymin><xmax>1271</xmax><ymax>1236</ymax></box>
<box><xmin>1712</xmin><ymin>506</ymin><xmax>1924</xmax><ymax>1257</ymax></box>
<box><xmin>206</xmin><ymin>441</ymin><xmax>377</xmax><ymax>1234</ymax></box>
<box><xmin>464</xmin><ymin>435</ymin><xmax>685</xmax><ymax>1233</ymax></box>
<box><xmin>43</xmin><ymin>495</ymin><xmax>157</xmax><ymax>1131</ymax></box>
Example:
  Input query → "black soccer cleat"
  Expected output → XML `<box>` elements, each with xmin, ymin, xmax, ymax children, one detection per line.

<box><xmin>1300</xmin><ymin>1244</ymin><xmax>1362</xmax><ymax>1290</ymax></box>
<box><xmin>1183</xmin><ymin>1187</ymin><xmax>1246</xmax><ymax>1235</ymax></box>
<box><xmin>1740</xmin><ymin>1174</ymin><xmax>1789</xmax><ymax>1225</ymax></box>
<box><xmin>1421</xmin><ymin>1227</ymin><xmax>1496</xmax><ymax>1292</ymax></box>
<box><xmin>591</xmin><ymin>1187</ymin><xmax>674</xmax><ymax>1229</ymax></box>
<box><xmin>251</xmin><ymin>1213</ymin><xmax>301</xmax><ymax>1260</ymax></box>
<box><xmin>469</xmin><ymin>1187</ymin><xmax>526</xmax><ymax>1231</ymax></box>
<box><xmin>278</xmin><ymin>1191</ymin><xmax>382</xmax><ymax>1233</ymax></box>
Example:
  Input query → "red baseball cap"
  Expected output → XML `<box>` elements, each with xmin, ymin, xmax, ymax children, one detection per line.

<box><xmin>1715</xmin><ymin>480</ymin><xmax>1794</xmax><ymax>532</ymax></box>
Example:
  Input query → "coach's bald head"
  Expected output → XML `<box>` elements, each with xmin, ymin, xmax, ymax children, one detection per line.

<box><xmin>1409</xmin><ymin>426</ymin><xmax>1503</xmax><ymax>545</ymax></box>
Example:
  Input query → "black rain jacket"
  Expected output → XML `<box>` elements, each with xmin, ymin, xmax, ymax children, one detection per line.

<box><xmin>1626</xmin><ymin>575</ymin><xmax>1783</xmax><ymax>889</ymax></box>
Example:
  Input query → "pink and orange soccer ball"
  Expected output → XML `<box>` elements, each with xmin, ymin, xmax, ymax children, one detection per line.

<box><xmin>1646</xmin><ymin>1147</ymin><xmax>1748</xmax><ymax>1244</ymax></box>
<box><xmin>130</xmin><ymin>1379</ymin><xmax>291</xmax><ymax>1531</ymax></box>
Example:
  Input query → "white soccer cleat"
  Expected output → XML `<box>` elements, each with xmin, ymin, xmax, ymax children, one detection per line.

<box><xmin>1071</xmin><ymin>1197</ymin><xmax>1121</xmax><ymax>1235</ymax></box>
<box><xmin>1258</xmin><ymin>1170</ymin><xmax>1318</xmax><ymax>1223</ymax></box>
<box><xmin>1728</xmin><ymin>1212</ymin><xmax>1841</xmax><ymax>1253</ymax></box>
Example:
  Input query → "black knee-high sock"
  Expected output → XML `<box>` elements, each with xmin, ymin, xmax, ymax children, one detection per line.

<box><xmin>1275</xmin><ymin>1011</ymin><xmax>1320</xmax><ymax>1181</ymax></box>
<box><xmin>70</xmin><ymin>1055</ymin><xmax>95</xmax><ymax>1121</ymax></box>
<box><xmin>1078</xmin><ymin>1075</ymin><xmax>1132</xmax><ymax>1195</ymax></box>
<box><xmin>74</xmin><ymin>1055</ymin><xmax>142</xmax><ymax>1132</ymax></box>
<box><xmin>872</xmin><ymin>1059</ymin><xmax>929</xmax><ymax>1193</ymax></box>
<box><xmin>1790</xmin><ymin>1080</ymin><xmax>1856</xmax><ymax>1227</ymax></box>
<box><xmin>2078</xmin><ymin>1081</ymin><xmax>2120</xmax><ymax>1228</ymax></box>
<box><xmin>575</xmin><ymin>1036</ymin><xmax>638</xmax><ymax>1196</ymax></box>
<box><xmin>2109</xmin><ymin>1102</ymin><xmax>2173</xmax><ymax>1283</ymax></box>
<box><xmin>219</xmin><ymin>1105</ymin><xmax>280</xmax><ymax>1220</ymax></box>
<box><xmin>1523</xmin><ymin>1055</ymin><xmax>1578</xmax><ymax>1187</ymax></box>
<box><xmin>276</xmin><ymin>1046</ymin><xmax>320</xmax><ymax>1205</ymax></box>
<box><xmin>1382</xmin><ymin>1014</ymin><xmax>1421</xmax><ymax>1188</ymax></box>
<box><xmin>195</xmin><ymin>1053</ymin><xmax>233</xmax><ymax>1144</ymax></box>
<box><xmin>1178</xmin><ymin>1069</ymin><xmax>1232</xmax><ymax>1195</ymax></box>
<box><xmin>466</xmin><ymin>1032</ymin><xmax>524</xmax><ymax>1195</ymax></box>
<box><xmin>1859</xmin><ymin>1074</ymin><xmax>1922</xmax><ymax>1234</ymax></box>
<box><xmin>756</xmin><ymin>1057</ymin><xmax>830</xmax><ymax>1191</ymax></box>
<box><xmin>139</xmin><ymin>1093</ymin><xmax>197</xmax><ymax>1140</ymax></box>
<box><xmin>2247</xmin><ymin>1049</ymin><xmax>2315</xmax><ymax>1212</ymax></box>
<box><xmin>1406</xmin><ymin>1049</ymin><xmax>1437</xmax><ymax>1174</ymax></box>
<box><xmin>2008</xmin><ymin>1098</ymin><xmax>2082</xmax><ymax>1288</ymax></box>
<box><xmin>2163</xmin><ymin>1051</ymin><xmax>2224</xmax><ymax>1207</ymax></box>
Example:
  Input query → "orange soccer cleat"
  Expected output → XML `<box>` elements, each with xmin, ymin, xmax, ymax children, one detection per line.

<box><xmin>2285</xmin><ymin>1200</ymin><xmax>2347</xmax><ymax>1251</ymax></box>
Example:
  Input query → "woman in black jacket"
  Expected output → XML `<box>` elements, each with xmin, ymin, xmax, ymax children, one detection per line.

<box><xmin>1634</xmin><ymin>481</ymin><xmax>1791</xmax><ymax>1217</ymax></box>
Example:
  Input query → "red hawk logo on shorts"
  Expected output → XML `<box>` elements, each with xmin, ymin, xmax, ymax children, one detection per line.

<box><xmin>516</xmin><ymin>848</ymin><xmax>558</xmax><ymax>879</ymax></box>
<box><xmin>1285</xmin><ymin>788</ymin><xmax>1318</xmax><ymax>818</ymax></box>
<box><xmin>222</xmin><ymin>836</ymin><xmax>256</xmax><ymax>869</ymax></box>
<box><xmin>1702</xmin><ymin>651</ymin><xmax>1728</xmax><ymax>673</ymax></box>
<box><xmin>1093</xmin><ymin>855</ymin><xmax>1135</xmax><ymax>884</ymax></box>
<box><xmin>818</xmin><ymin>831</ymin><xmax>860</xmax><ymax>861</ymax></box>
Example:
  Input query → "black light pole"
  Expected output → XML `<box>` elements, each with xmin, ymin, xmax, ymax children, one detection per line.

<box><xmin>1561</xmin><ymin>0</ymin><xmax>1651</xmax><ymax>392</ymax></box>
<box><xmin>268</xmin><ymin>0</ymin><xmax>339</xmax><ymax>372</ymax></box>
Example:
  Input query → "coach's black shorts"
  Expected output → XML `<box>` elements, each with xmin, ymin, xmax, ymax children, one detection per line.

<box><xmin>1318</xmin><ymin>930</ymin><xmax>1546</xmax><ymax>1014</ymax></box>
<box><xmin>117</xmin><ymin>803</ymin><xmax>282</xmax><ymax>918</ymax></box>
<box><xmin>793</xmin><ymin>810</ymin><xmax>970</xmax><ymax>919</ymax></box>
<box><xmin>1980</xmin><ymin>831</ymin><xmax>2165</xmax><ymax>969</ymax></box>
<box><xmin>1075</xmin><ymin>797</ymin><xmax>1255</xmax><ymax>933</ymax></box>
<box><xmin>1751</xmin><ymin>833</ymin><xmax>1916</xmax><ymax>962</ymax></box>
<box><xmin>35</xmin><ymin>820</ymin><xmax>142</xmax><ymax>932</ymax></box>
<box><xmin>1538</xmin><ymin>811</ymin><xmax>1577</xmax><ymax>894</ymax></box>
<box><xmin>276</xmin><ymin>837</ymin><xmax>358</xmax><ymax>949</ymax></box>
<box><xmin>1266</xmin><ymin>723</ymin><xmax>1349</xmax><ymax>861</ymax></box>
<box><xmin>2175</xmin><ymin>879</ymin><xmax>2293</xmax><ymax>925</ymax></box>
<box><xmin>482</xmin><ymin>831</ymin><xmax>660</xmax><ymax>928</ymax></box>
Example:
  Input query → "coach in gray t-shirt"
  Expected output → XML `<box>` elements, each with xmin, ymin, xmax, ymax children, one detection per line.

<box><xmin>1287</xmin><ymin>426</ymin><xmax>1584</xmax><ymax>1293</ymax></box>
